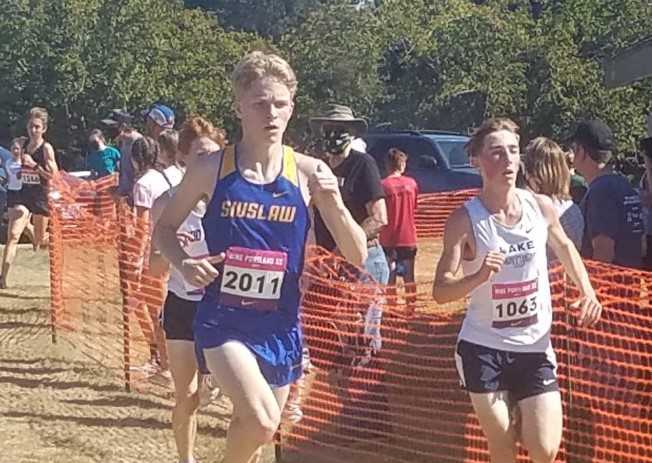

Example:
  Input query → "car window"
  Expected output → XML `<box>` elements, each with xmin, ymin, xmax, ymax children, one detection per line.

<box><xmin>430</xmin><ymin>138</ymin><xmax>470</xmax><ymax>168</ymax></box>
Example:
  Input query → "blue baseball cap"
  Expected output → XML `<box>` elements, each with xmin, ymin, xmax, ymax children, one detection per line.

<box><xmin>143</xmin><ymin>104</ymin><xmax>175</xmax><ymax>129</ymax></box>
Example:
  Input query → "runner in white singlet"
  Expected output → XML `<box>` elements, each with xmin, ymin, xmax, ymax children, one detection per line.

<box><xmin>432</xmin><ymin>118</ymin><xmax>601</xmax><ymax>463</ymax></box>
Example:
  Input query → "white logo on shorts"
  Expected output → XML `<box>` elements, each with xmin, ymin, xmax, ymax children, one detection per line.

<box><xmin>542</xmin><ymin>378</ymin><xmax>556</xmax><ymax>386</ymax></box>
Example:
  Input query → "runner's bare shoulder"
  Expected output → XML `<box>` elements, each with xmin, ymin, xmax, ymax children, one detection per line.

<box><xmin>186</xmin><ymin>148</ymin><xmax>223</xmax><ymax>200</ymax></box>
<box><xmin>445</xmin><ymin>205</ymin><xmax>475</xmax><ymax>259</ymax></box>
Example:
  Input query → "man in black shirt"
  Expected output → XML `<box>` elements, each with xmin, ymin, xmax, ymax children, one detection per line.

<box><xmin>310</xmin><ymin>104</ymin><xmax>389</xmax><ymax>284</ymax></box>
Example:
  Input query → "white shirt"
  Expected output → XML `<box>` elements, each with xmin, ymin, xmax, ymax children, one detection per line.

<box><xmin>133</xmin><ymin>165</ymin><xmax>184</xmax><ymax>210</ymax></box>
<box><xmin>459</xmin><ymin>189</ymin><xmax>554</xmax><ymax>353</ymax></box>
<box><xmin>4</xmin><ymin>157</ymin><xmax>22</xmax><ymax>191</ymax></box>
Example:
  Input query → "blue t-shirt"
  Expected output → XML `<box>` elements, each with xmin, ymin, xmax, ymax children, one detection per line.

<box><xmin>580</xmin><ymin>173</ymin><xmax>643</xmax><ymax>268</ymax></box>
<box><xmin>87</xmin><ymin>146</ymin><xmax>121</xmax><ymax>178</ymax></box>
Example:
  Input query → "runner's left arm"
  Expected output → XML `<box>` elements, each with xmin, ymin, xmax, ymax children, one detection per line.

<box><xmin>40</xmin><ymin>143</ymin><xmax>58</xmax><ymax>179</ymax></box>
<box><xmin>535</xmin><ymin>194</ymin><xmax>602</xmax><ymax>326</ymax></box>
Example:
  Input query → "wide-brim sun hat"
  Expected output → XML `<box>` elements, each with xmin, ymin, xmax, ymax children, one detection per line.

<box><xmin>310</xmin><ymin>104</ymin><xmax>368</xmax><ymax>136</ymax></box>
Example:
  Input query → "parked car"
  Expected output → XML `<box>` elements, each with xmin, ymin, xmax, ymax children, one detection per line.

<box><xmin>363</xmin><ymin>129</ymin><xmax>482</xmax><ymax>193</ymax></box>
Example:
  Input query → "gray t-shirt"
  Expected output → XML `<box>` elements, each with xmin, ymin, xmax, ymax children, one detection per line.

<box><xmin>580</xmin><ymin>173</ymin><xmax>643</xmax><ymax>268</ymax></box>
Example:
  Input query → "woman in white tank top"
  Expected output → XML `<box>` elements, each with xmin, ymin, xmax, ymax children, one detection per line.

<box><xmin>432</xmin><ymin>119</ymin><xmax>601</xmax><ymax>463</ymax></box>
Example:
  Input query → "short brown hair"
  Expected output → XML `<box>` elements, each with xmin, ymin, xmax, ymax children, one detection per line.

<box><xmin>158</xmin><ymin>129</ymin><xmax>179</xmax><ymax>164</ymax></box>
<box><xmin>387</xmin><ymin>148</ymin><xmax>407</xmax><ymax>171</ymax></box>
<box><xmin>466</xmin><ymin>118</ymin><xmax>519</xmax><ymax>158</ymax></box>
<box><xmin>28</xmin><ymin>106</ymin><xmax>49</xmax><ymax>127</ymax></box>
<box><xmin>178</xmin><ymin>116</ymin><xmax>227</xmax><ymax>156</ymax></box>
<box><xmin>523</xmin><ymin>137</ymin><xmax>571</xmax><ymax>200</ymax></box>
<box><xmin>231</xmin><ymin>51</ymin><xmax>297</xmax><ymax>99</ymax></box>
<box><xmin>10</xmin><ymin>136</ymin><xmax>27</xmax><ymax>151</ymax></box>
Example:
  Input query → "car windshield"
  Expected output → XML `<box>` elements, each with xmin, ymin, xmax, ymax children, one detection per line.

<box><xmin>426</xmin><ymin>136</ymin><xmax>470</xmax><ymax>168</ymax></box>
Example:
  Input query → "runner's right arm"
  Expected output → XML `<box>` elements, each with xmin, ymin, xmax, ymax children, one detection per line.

<box><xmin>153</xmin><ymin>153</ymin><xmax>222</xmax><ymax>287</ymax></box>
<box><xmin>432</xmin><ymin>207</ymin><xmax>503</xmax><ymax>304</ymax></box>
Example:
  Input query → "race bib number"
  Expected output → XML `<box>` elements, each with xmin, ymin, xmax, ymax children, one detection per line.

<box><xmin>491</xmin><ymin>278</ymin><xmax>539</xmax><ymax>329</ymax></box>
<box><xmin>21</xmin><ymin>168</ymin><xmax>40</xmax><ymax>185</ymax></box>
<box><xmin>219</xmin><ymin>247</ymin><xmax>287</xmax><ymax>311</ymax></box>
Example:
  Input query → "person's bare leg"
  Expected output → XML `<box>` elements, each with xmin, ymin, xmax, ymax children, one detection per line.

<box><xmin>32</xmin><ymin>214</ymin><xmax>48</xmax><ymax>250</ymax></box>
<box><xmin>167</xmin><ymin>340</ymin><xmax>200</xmax><ymax>463</ymax></box>
<box><xmin>204</xmin><ymin>341</ymin><xmax>286</xmax><ymax>463</ymax></box>
<box><xmin>469</xmin><ymin>391</ymin><xmax>518</xmax><ymax>463</ymax></box>
<box><xmin>1</xmin><ymin>206</ymin><xmax>30</xmax><ymax>288</ymax></box>
<box><xmin>519</xmin><ymin>391</ymin><xmax>562</xmax><ymax>463</ymax></box>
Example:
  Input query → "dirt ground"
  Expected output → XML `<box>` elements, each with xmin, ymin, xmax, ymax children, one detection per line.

<box><xmin>0</xmin><ymin>245</ymin><xmax>278</xmax><ymax>463</ymax></box>
<box><xmin>0</xmin><ymin>239</ymin><xmax>449</xmax><ymax>463</ymax></box>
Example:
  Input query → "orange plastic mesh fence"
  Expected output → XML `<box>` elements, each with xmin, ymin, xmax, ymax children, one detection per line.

<box><xmin>49</xmin><ymin>173</ymin><xmax>168</xmax><ymax>393</ymax></box>
<box><xmin>48</xmin><ymin>176</ymin><xmax>652</xmax><ymax>461</ymax></box>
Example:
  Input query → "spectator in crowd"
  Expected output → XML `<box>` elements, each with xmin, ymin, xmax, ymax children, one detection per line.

<box><xmin>380</xmin><ymin>148</ymin><xmax>419</xmax><ymax>308</ymax></box>
<box><xmin>638</xmin><ymin>112</ymin><xmax>652</xmax><ymax>270</ymax></box>
<box><xmin>0</xmin><ymin>144</ymin><xmax>11</xmax><ymax>214</ymax></box>
<box><xmin>571</xmin><ymin>119</ymin><xmax>644</xmax><ymax>268</ymax></box>
<box><xmin>102</xmin><ymin>109</ymin><xmax>142</xmax><ymax>200</ymax></box>
<box><xmin>310</xmin><ymin>103</ymin><xmax>388</xmax><ymax>358</ymax></box>
<box><xmin>310</xmin><ymin>104</ymin><xmax>389</xmax><ymax>284</ymax></box>
<box><xmin>131</xmin><ymin>135</ymin><xmax>182</xmax><ymax>383</ymax></box>
<box><xmin>523</xmin><ymin>137</ymin><xmax>584</xmax><ymax>255</ymax></box>
<box><xmin>0</xmin><ymin>137</ymin><xmax>35</xmax><ymax>289</ymax></box>
<box><xmin>566</xmin><ymin>148</ymin><xmax>588</xmax><ymax>204</ymax></box>
<box><xmin>106</xmin><ymin>104</ymin><xmax>175</xmax><ymax>201</ymax></box>
<box><xmin>86</xmin><ymin>128</ymin><xmax>121</xmax><ymax>178</ymax></box>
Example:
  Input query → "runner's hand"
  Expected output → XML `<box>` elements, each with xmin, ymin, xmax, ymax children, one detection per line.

<box><xmin>22</xmin><ymin>154</ymin><xmax>37</xmax><ymax>168</ymax></box>
<box><xmin>308</xmin><ymin>163</ymin><xmax>339</xmax><ymax>202</ymax></box>
<box><xmin>181</xmin><ymin>254</ymin><xmax>225</xmax><ymax>288</ymax></box>
<box><xmin>476</xmin><ymin>251</ymin><xmax>505</xmax><ymax>282</ymax></box>
<box><xmin>570</xmin><ymin>294</ymin><xmax>602</xmax><ymax>327</ymax></box>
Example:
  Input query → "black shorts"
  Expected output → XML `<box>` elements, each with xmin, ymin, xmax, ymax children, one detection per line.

<box><xmin>21</xmin><ymin>190</ymin><xmax>48</xmax><ymax>216</ymax></box>
<box><xmin>455</xmin><ymin>339</ymin><xmax>558</xmax><ymax>402</ymax></box>
<box><xmin>161</xmin><ymin>291</ymin><xmax>197</xmax><ymax>341</ymax></box>
<box><xmin>384</xmin><ymin>246</ymin><xmax>417</xmax><ymax>261</ymax></box>
<box><xmin>6</xmin><ymin>190</ymin><xmax>23</xmax><ymax>209</ymax></box>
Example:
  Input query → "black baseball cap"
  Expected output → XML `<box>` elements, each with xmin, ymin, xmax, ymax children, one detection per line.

<box><xmin>101</xmin><ymin>109</ymin><xmax>134</xmax><ymax>128</ymax></box>
<box><xmin>570</xmin><ymin>119</ymin><xmax>615</xmax><ymax>151</ymax></box>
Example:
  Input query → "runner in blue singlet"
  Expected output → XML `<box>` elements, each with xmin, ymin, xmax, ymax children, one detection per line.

<box><xmin>153</xmin><ymin>52</ymin><xmax>367</xmax><ymax>463</ymax></box>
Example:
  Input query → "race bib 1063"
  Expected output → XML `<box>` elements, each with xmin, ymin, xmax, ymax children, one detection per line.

<box><xmin>219</xmin><ymin>246</ymin><xmax>287</xmax><ymax>311</ymax></box>
<box><xmin>491</xmin><ymin>278</ymin><xmax>539</xmax><ymax>329</ymax></box>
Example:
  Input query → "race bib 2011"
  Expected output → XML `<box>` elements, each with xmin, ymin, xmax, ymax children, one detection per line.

<box><xmin>219</xmin><ymin>246</ymin><xmax>287</xmax><ymax>311</ymax></box>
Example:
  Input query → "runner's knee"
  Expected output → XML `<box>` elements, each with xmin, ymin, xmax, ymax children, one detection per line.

<box><xmin>237</xmin><ymin>402</ymin><xmax>281</xmax><ymax>445</ymax></box>
<box><xmin>526</xmin><ymin>440</ymin><xmax>559</xmax><ymax>463</ymax></box>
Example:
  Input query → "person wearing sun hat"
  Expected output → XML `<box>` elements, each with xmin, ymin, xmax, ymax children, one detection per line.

<box><xmin>310</xmin><ymin>103</ymin><xmax>389</xmax><ymax>365</ymax></box>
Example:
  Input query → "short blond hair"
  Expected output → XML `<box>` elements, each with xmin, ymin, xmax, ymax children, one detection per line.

<box><xmin>231</xmin><ymin>51</ymin><xmax>297</xmax><ymax>99</ymax></box>
<box><xmin>466</xmin><ymin>118</ymin><xmax>519</xmax><ymax>158</ymax></box>
<box><xmin>523</xmin><ymin>137</ymin><xmax>571</xmax><ymax>200</ymax></box>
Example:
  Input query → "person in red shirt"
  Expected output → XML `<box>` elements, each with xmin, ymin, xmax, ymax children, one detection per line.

<box><xmin>380</xmin><ymin>148</ymin><xmax>419</xmax><ymax>307</ymax></box>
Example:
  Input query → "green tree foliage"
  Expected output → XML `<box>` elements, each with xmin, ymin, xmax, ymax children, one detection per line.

<box><xmin>0</xmin><ymin>0</ymin><xmax>650</xmax><ymax>167</ymax></box>
<box><xmin>0</xmin><ymin>0</ymin><xmax>257</xmax><ymax>165</ymax></box>
<box><xmin>279</xmin><ymin>1</ymin><xmax>385</xmax><ymax>144</ymax></box>
<box><xmin>373</xmin><ymin>0</ymin><xmax>652</xmax><ymax>154</ymax></box>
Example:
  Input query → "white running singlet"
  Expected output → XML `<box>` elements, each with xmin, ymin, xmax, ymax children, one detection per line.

<box><xmin>167</xmin><ymin>198</ymin><xmax>209</xmax><ymax>302</ymax></box>
<box><xmin>459</xmin><ymin>189</ymin><xmax>553</xmax><ymax>353</ymax></box>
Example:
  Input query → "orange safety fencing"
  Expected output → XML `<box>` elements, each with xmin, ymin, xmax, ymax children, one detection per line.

<box><xmin>47</xmin><ymin>174</ymin><xmax>652</xmax><ymax>462</ymax></box>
